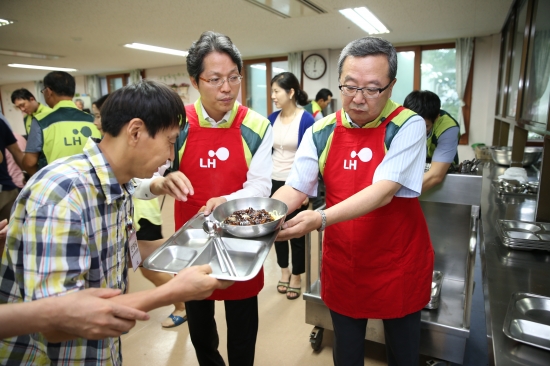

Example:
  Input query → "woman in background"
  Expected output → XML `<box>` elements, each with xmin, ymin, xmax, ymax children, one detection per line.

<box><xmin>93</xmin><ymin>94</ymin><xmax>186</xmax><ymax>328</ymax></box>
<box><xmin>268</xmin><ymin>72</ymin><xmax>315</xmax><ymax>300</ymax></box>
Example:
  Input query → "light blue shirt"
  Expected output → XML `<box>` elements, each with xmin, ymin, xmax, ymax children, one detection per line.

<box><xmin>285</xmin><ymin>110</ymin><xmax>426</xmax><ymax>198</ymax></box>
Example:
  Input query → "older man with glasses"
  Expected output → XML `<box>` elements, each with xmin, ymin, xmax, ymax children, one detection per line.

<box><xmin>137</xmin><ymin>31</ymin><xmax>273</xmax><ymax>366</ymax></box>
<box><xmin>272</xmin><ymin>36</ymin><xmax>434</xmax><ymax>366</ymax></box>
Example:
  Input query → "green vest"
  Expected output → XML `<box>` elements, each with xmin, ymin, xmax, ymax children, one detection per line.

<box><xmin>173</xmin><ymin>99</ymin><xmax>270</xmax><ymax>170</ymax></box>
<box><xmin>24</xmin><ymin>103</ymin><xmax>51</xmax><ymax>135</ymax></box>
<box><xmin>427</xmin><ymin>109</ymin><xmax>460</xmax><ymax>164</ymax></box>
<box><xmin>312</xmin><ymin>100</ymin><xmax>418</xmax><ymax>175</ymax></box>
<box><xmin>133</xmin><ymin>197</ymin><xmax>162</xmax><ymax>232</ymax></box>
<box><xmin>304</xmin><ymin>100</ymin><xmax>322</xmax><ymax>118</ymax></box>
<box><xmin>36</xmin><ymin>100</ymin><xmax>100</xmax><ymax>164</ymax></box>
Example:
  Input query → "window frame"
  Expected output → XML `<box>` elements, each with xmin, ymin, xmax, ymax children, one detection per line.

<box><xmin>395</xmin><ymin>43</ymin><xmax>473</xmax><ymax>145</ymax></box>
<box><xmin>242</xmin><ymin>56</ymin><xmax>287</xmax><ymax>116</ymax></box>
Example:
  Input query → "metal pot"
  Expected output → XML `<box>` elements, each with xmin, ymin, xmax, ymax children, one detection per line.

<box><xmin>489</xmin><ymin>146</ymin><xmax>543</xmax><ymax>166</ymax></box>
<box><xmin>212</xmin><ymin>197</ymin><xmax>288</xmax><ymax>238</ymax></box>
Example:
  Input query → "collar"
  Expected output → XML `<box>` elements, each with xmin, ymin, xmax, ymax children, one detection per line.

<box><xmin>342</xmin><ymin>99</ymin><xmax>400</xmax><ymax>129</ymax></box>
<box><xmin>32</xmin><ymin>103</ymin><xmax>47</xmax><ymax>117</ymax></box>
<box><xmin>83</xmin><ymin>138</ymin><xmax>135</xmax><ymax>204</ymax></box>
<box><xmin>51</xmin><ymin>100</ymin><xmax>80</xmax><ymax>113</ymax></box>
<box><xmin>198</xmin><ymin>99</ymin><xmax>239</xmax><ymax>128</ymax></box>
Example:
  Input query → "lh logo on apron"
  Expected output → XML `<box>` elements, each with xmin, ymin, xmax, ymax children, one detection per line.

<box><xmin>200</xmin><ymin>147</ymin><xmax>229</xmax><ymax>168</ymax></box>
<box><xmin>344</xmin><ymin>147</ymin><xmax>373</xmax><ymax>170</ymax></box>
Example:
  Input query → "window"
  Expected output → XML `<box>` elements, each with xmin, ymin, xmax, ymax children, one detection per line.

<box><xmin>242</xmin><ymin>57</ymin><xmax>287</xmax><ymax>117</ymax></box>
<box><xmin>521</xmin><ymin>0</ymin><xmax>550</xmax><ymax>125</ymax></box>
<box><xmin>394</xmin><ymin>43</ymin><xmax>472</xmax><ymax>145</ymax></box>
<box><xmin>106</xmin><ymin>74</ymin><xmax>129</xmax><ymax>93</ymax></box>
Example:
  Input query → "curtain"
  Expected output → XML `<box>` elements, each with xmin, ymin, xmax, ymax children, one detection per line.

<box><xmin>455</xmin><ymin>38</ymin><xmax>474</xmax><ymax>135</ymax></box>
<box><xmin>288</xmin><ymin>52</ymin><xmax>302</xmax><ymax>81</ymax></box>
<box><xmin>86</xmin><ymin>75</ymin><xmax>101</xmax><ymax>101</ymax></box>
<box><xmin>531</xmin><ymin>30</ymin><xmax>550</xmax><ymax>104</ymax></box>
<box><xmin>129</xmin><ymin>69</ymin><xmax>142</xmax><ymax>85</ymax></box>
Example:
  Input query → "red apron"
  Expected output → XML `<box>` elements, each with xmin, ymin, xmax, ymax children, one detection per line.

<box><xmin>321</xmin><ymin>108</ymin><xmax>434</xmax><ymax>319</ymax></box>
<box><xmin>174</xmin><ymin>104</ymin><xmax>264</xmax><ymax>300</ymax></box>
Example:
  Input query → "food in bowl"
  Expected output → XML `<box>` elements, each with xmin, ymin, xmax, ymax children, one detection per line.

<box><xmin>223</xmin><ymin>207</ymin><xmax>283</xmax><ymax>226</ymax></box>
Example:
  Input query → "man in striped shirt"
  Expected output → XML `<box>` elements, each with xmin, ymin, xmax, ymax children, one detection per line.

<box><xmin>0</xmin><ymin>80</ymin><xmax>230</xmax><ymax>365</ymax></box>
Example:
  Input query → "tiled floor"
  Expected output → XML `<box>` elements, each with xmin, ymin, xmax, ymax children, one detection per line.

<box><xmin>121</xmin><ymin>196</ymin><xmax>440</xmax><ymax>365</ymax></box>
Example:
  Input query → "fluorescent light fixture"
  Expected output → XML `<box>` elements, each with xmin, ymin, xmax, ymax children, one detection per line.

<box><xmin>339</xmin><ymin>7</ymin><xmax>389</xmax><ymax>34</ymax></box>
<box><xmin>8</xmin><ymin>64</ymin><xmax>77</xmax><ymax>72</ymax></box>
<box><xmin>0</xmin><ymin>49</ymin><xmax>60</xmax><ymax>60</ymax></box>
<box><xmin>124</xmin><ymin>43</ymin><xmax>188</xmax><ymax>57</ymax></box>
<box><xmin>0</xmin><ymin>19</ymin><xmax>15</xmax><ymax>27</ymax></box>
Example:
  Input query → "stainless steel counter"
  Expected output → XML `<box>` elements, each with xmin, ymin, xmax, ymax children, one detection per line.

<box><xmin>479</xmin><ymin>162</ymin><xmax>550</xmax><ymax>365</ymax></box>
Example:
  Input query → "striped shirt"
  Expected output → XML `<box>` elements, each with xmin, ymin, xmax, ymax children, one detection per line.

<box><xmin>286</xmin><ymin>102</ymin><xmax>426</xmax><ymax>198</ymax></box>
<box><xmin>0</xmin><ymin>138</ymin><xmax>133</xmax><ymax>365</ymax></box>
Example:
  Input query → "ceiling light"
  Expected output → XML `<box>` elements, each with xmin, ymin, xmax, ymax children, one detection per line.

<box><xmin>124</xmin><ymin>43</ymin><xmax>188</xmax><ymax>57</ymax></box>
<box><xmin>0</xmin><ymin>49</ymin><xmax>60</xmax><ymax>60</ymax></box>
<box><xmin>0</xmin><ymin>19</ymin><xmax>15</xmax><ymax>27</ymax></box>
<box><xmin>8</xmin><ymin>64</ymin><xmax>77</xmax><ymax>72</ymax></box>
<box><xmin>339</xmin><ymin>7</ymin><xmax>389</xmax><ymax>34</ymax></box>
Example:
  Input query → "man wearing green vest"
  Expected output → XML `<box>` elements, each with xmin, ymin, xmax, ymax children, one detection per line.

<box><xmin>23</xmin><ymin>71</ymin><xmax>101</xmax><ymax>176</ymax></box>
<box><xmin>404</xmin><ymin>90</ymin><xmax>460</xmax><ymax>192</ymax></box>
<box><xmin>10</xmin><ymin>89</ymin><xmax>52</xmax><ymax>136</ymax></box>
<box><xmin>304</xmin><ymin>88</ymin><xmax>333</xmax><ymax>121</ymax></box>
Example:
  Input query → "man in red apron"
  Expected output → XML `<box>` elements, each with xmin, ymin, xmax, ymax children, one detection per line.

<box><xmin>163</xmin><ymin>31</ymin><xmax>272</xmax><ymax>366</ymax></box>
<box><xmin>273</xmin><ymin>37</ymin><xmax>434</xmax><ymax>366</ymax></box>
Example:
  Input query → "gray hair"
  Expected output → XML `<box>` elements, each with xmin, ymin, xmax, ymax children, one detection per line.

<box><xmin>337</xmin><ymin>37</ymin><xmax>397</xmax><ymax>81</ymax></box>
<box><xmin>186</xmin><ymin>31</ymin><xmax>243</xmax><ymax>84</ymax></box>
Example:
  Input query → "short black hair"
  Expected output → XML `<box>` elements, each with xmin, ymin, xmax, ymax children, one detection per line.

<box><xmin>271</xmin><ymin>72</ymin><xmax>309</xmax><ymax>106</ymax></box>
<box><xmin>100</xmin><ymin>80</ymin><xmax>185</xmax><ymax>138</ymax></box>
<box><xmin>187</xmin><ymin>31</ymin><xmax>242</xmax><ymax>84</ymax></box>
<box><xmin>403</xmin><ymin>90</ymin><xmax>441</xmax><ymax>122</ymax></box>
<box><xmin>43</xmin><ymin>71</ymin><xmax>75</xmax><ymax>97</ymax></box>
<box><xmin>93</xmin><ymin>94</ymin><xmax>110</xmax><ymax>111</ymax></box>
<box><xmin>315</xmin><ymin>88</ymin><xmax>333</xmax><ymax>102</ymax></box>
<box><xmin>11</xmin><ymin>88</ymin><xmax>35</xmax><ymax>104</ymax></box>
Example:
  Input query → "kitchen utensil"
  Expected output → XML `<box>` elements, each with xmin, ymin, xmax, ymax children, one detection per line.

<box><xmin>212</xmin><ymin>197</ymin><xmax>288</xmax><ymax>238</ymax></box>
<box><xmin>503</xmin><ymin>293</ymin><xmax>550</xmax><ymax>351</ymax></box>
<box><xmin>203</xmin><ymin>218</ymin><xmax>237</xmax><ymax>276</ymax></box>
<box><xmin>489</xmin><ymin>146</ymin><xmax>543</xmax><ymax>166</ymax></box>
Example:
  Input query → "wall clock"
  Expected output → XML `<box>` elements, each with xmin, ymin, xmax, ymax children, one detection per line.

<box><xmin>303</xmin><ymin>54</ymin><xmax>326</xmax><ymax>80</ymax></box>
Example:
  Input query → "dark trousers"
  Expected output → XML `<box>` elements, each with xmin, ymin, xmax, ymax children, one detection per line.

<box><xmin>271</xmin><ymin>179</ymin><xmax>306</xmax><ymax>275</ymax></box>
<box><xmin>185</xmin><ymin>296</ymin><xmax>259</xmax><ymax>366</ymax></box>
<box><xmin>330</xmin><ymin>309</ymin><xmax>422</xmax><ymax>366</ymax></box>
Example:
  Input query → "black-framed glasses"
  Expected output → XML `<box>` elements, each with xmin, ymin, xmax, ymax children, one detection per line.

<box><xmin>199</xmin><ymin>75</ymin><xmax>243</xmax><ymax>87</ymax></box>
<box><xmin>339</xmin><ymin>79</ymin><xmax>394</xmax><ymax>99</ymax></box>
<box><xmin>40</xmin><ymin>87</ymin><xmax>47</xmax><ymax>94</ymax></box>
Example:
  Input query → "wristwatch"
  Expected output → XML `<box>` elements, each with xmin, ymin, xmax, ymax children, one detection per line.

<box><xmin>316</xmin><ymin>209</ymin><xmax>326</xmax><ymax>232</ymax></box>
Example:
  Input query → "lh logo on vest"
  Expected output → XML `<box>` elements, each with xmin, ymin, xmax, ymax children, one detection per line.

<box><xmin>64</xmin><ymin>127</ymin><xmax>93</xmax><ymax>146</ymax></box>
<box><xmin>200</xmin><ymin>147</ymin><xmax>229</xmax><ymax>168</ymax></box>
<box><xmin>344</xmin><ymin>148</ymin><xmax>372</xmax><ymax>170</ymax></box>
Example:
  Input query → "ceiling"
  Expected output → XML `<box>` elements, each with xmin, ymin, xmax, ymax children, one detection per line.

<box><xmin>0</xmin><ymin>0</ymin><xmax>513</xmax><ymax>85</ymax></box>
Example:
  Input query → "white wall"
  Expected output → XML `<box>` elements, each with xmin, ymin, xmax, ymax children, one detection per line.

<box><xmin>458</xmin><ymin>33</ymin><xmax>501</xmax><ymax>160</ymax></box>
<box><xmin>144</xmin><ymin>64</ymin><xmax>199</xmax><ymax>106</ymax></box>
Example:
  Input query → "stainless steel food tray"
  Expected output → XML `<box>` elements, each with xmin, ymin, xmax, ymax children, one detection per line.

<box><xmin>497</xmin><ymin>220</ymin><xmax>550</xmax><ymax>251</ymax></box>
<box><xmin>143</xmin><ymin>213</ymin><xmax>279</xmax><ymax>281</ymax></box>
<box><xmin>424</xmin><ymin>271</ymin><xmax>443</xmax><ymax>310</ymax></box>
<box><xmin>503</xmin><ymin>292</ymin><xmax>550</xmax><ymax>351</ymax></box>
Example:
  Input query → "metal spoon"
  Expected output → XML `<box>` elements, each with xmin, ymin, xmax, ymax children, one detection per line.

<box><xmin>202</xmin><ymin>217</ymin><xmax>238</xmax><ymax>276</ymax></box>
<box><xmin>203</xmin><ymin>219</ymin><xmax>227</xmax><ymax>273</ymax></box>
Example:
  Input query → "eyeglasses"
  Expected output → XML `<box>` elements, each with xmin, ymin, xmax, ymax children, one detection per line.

<box><xmin>40</xmin><ymin>87</ymin><xmax>47</xmax><ymax>94</ymax></box>
<box><xmin>199</xmin><ymin>75</ymin><xmax>243</xmax><ymax>87</ymax></box>
<box><xmin>339</xmin><ymin>79</ymin><xmax>394</xmax><ymax>99</ymax></box>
